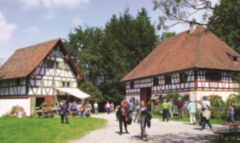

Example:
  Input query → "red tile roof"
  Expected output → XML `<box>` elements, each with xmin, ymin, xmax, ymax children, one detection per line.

<box><xmin>0</xmin><ymin>39</ymin><xmax>83</xmax><ymax>80</ymax></box>
<box><xmin>122</xmin><ymin>26</ymin><xmax>240</xmax><ymax>81</ymax></box>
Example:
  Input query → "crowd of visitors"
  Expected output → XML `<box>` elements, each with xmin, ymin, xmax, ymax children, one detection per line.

<box><xmin>58</xmin><ymin>95</ymin><xmax>236</xmax><ymax>141</ymax></box>
<box><xmin>114</xmin><ymin>98</ymin><xmax>151</xmax><ymax>141</ymax></box>
<box><xmin>59</xmin><ymin>99</ymin><xmax>99</xmax><ymax>122</ymax></box>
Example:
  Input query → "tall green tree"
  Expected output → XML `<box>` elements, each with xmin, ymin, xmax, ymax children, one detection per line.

<box><xmin>66</xmin><ymin>27</ymin><xmax>105</xmax><ymax>102</ymax></box>
<box><xmin>208</xmin><ymin>0</ymin><xmax>240</xmax><ymax>51</ymax></box>
<box><xmin>66</xmin><ymin>8</ymin><xmax>157</xmax><ymax>102</ymax></box>
<box><xmin>99</xmin><ymin>8</ymin><xmax>157</xmax><ymax>101</ymax></box>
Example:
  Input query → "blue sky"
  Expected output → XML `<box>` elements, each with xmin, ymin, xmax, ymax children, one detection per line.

<box><xmin>0</xmin><ymin>0</ymin><xmax>191</xmax><ymax>63</ymax></box>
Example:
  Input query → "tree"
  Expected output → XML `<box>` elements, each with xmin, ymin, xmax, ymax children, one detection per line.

<box><xmin>66</xmin><ymin>8</ymin><xmax>157</xmax><ymax>102</ymax></box>
<box><xmin>99</xmin><ymin>8</ymin><xmax>157</xmax><ymax>101</ymax></box>
<box><xmin>152</xmin><ymin>0</ymin><xmax>216</xmax><ymax>29</ymax></box>
<box><xmin>65</xmin><ymin>27</ymin><xmax>105</xmax><ymax>102</ymax></box>
<box><xmin>208</xmin><ymin>0</ymin><xmax>240</xmax><ymax>51</ymax></box>
<box><xmin>158</xmin><ymin>32</ymin><xmax>175</xmax><ymax>42</ymax></box>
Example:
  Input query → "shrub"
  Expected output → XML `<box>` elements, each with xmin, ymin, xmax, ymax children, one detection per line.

<box><xmin>209</xmin><ymin>95</ymin><xmax>227</xmax><ymax>120</ymax></box>
<box><xmin>166</xmin><ymin>91</ymin><xmax>180</xmax><ymax>103</ymax></box>
<box><xmin>226</xmin><ymin>94</ymin><xmax>240</xmax><ymax>119</ymax></box>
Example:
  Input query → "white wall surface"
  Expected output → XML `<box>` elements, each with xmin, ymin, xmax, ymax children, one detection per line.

<box><xmin>0</xmin><ymin>98</ymin><xmax>31</xmax><ymax>117</ymax></box>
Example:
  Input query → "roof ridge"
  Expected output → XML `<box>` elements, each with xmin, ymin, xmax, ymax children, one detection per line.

<box><xmin>16</xmin><ymin>38</ymin><xmax>60</xmax><ymax>51</ymax></box>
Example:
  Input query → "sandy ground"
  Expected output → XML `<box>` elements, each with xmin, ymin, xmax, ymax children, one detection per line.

<box><xmin>70</xmin><ymin>113</ymin><xmax>221</xmax><ymax>143</ymax></box>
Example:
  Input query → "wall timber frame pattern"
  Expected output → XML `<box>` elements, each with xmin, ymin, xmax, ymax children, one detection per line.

<box><xmin>125</xmin><ymin>69</ymin><xmax>240</xmax><ymax>97</ymax></box>
<box><xmin>0</xmin><ymin>45</ymin><xmax>78</xmax><ymax>98</ymax></box>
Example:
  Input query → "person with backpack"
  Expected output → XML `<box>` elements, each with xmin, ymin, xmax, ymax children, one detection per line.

<box><xmin>117</xmin><ymin>100</ymin><xmax>129</xmax><ymax>135</ymax></box>
<box><xmin>134</xmin><ymin>100</ymin><xmax>151</xmax><ymax>141</ymax></box>
<box><xmin>201</xmin><ymin>108</ymin><xmax>213</xmax><ymax>131</ymax></box>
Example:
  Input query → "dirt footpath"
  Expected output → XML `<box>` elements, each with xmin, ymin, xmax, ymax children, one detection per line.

<box><xmin>70</xmin><ymin>113</ymin><xmax>219</xmax><ymax>143</ymax></box>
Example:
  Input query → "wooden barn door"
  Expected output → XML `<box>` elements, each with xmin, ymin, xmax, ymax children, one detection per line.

<box><xmin>140</xmin><ymin>88</ymin><xmax>151</xmax><ymax>109</ymax></box>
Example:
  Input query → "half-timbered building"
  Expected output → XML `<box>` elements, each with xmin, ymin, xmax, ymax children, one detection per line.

<box><xmin>121</xmin><ymin>26</ymin><xmax>240</xmax><ymax>104</ymax></box>
<box><xmin>0</xmin><ymin>39</ymin><xmax>83</xmax><ymax>116</ymax></box>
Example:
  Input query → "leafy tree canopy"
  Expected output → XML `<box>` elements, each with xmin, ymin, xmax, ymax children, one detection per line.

<box><xmin>208</xmin><ymin>0</ymin><xmax>240</xmax><ymax>51</ymax></box>
<box><xmin>66</xmin><ymin>8</ymin><xmax>157</xmax><ymax>102</ymax></box>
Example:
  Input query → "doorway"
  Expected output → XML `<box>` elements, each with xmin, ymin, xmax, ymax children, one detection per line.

<box><xmin>140</xmin><ymin>88</ymin><xmax>151</xmax><ymax>109</ymax></box>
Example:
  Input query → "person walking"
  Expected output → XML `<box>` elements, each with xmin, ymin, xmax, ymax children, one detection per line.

<box><xmin>93</xmin><ymin>102</ymin><xmax>99</xmax><ymax>114</ymax></box>
<box><xmin>110</xmin><ymin>102</ymin><xmax>115</xmax><ymax>113</ymax></box>
<box><xmin>201</xmin><ymin>108</ymin><xmax>213</xmax><ymax>131</ymax></box>
<box><xmin>227</xmin><ymin>104</ymin><xmax>235</xmax><ymax>123</ymax></box>
<box><xmin>187</xmin><ymin>101</ymin><xmax>196</xmax><ymax>124</ymax></box>
<box><xmin>177</xmin><ymin>97</ymin><xmax>184</xmax><ymax>119</ymax></box>
<box><xmin>85</xmin><ymin>101</ymin><xmax>92</xmax><ymax>117</ymax></box>
<box><xmin>161</xmin><ymin>99</ymin><xmax>169</xmax><ymax>122</ymax></box>
<box><xmin>116</xmin><ymin>101</ymin><xmax>129</xmax><ymax>135</ymax></box>
<box><xmin>168</xmin><ymin>99</ymin><xmax>173</xmax><ymax>118</ymax></box>
<box><xmin>59</xmin><ymin>100</ymin><xmax>69</xmax><ymax>124</ymax></box>
<box><xmin>105</xmin><ymin>102</ymin><xmax>110</xmax><ymax>114</ymax></box>
<box><xmin>134</xmin><ymin>101</ymin><xmax>151</xmax><ymax>141</ymax></box>
<box><xmin>128</xmin><ymin>99</ymin><xmax>135</xmax><ymax>124</ymax></box>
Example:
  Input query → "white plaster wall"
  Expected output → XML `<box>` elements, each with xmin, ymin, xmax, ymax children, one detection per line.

<box><xmin>0</xmin><ymin>98</ymin><xmax>31</xmax><ymax>117</ymax></box>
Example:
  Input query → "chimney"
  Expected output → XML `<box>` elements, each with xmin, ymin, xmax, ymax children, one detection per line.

<box><xmin>189</xmin><ymin>21</ymin><xmax>197</xmax><ymax>34</ymax></box>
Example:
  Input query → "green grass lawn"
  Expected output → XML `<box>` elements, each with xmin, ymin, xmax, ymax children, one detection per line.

<box><xmin>152</xmin><ymin>113</ymin><xmax>240</xmax><ymax>125</ymax></box>
<box><xmin>0</xmin><ymin>117</ymin><xmax>107</xmax><ymax>143</ymax></box>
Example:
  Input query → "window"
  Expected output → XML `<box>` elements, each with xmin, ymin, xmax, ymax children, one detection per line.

<box><xmin>62</xmin><ymin>82</ymin><xmax>65</xmax><ymax>87</ymax></box>
<box><xmin>165</xmin><ymin>75</ymin><xmax>172</xmax><ymax>84</ymax></box>
<box><xmin>67</xmin><ymin>82</ymin><xmax>70</xmax><ymax>87</ymax></box>
<box><xmin>15</xmin><ymin>79</ymin><xmax>20</xmax><ymax>86</ymax></box>
<box><xmin>232</xmin><ymin>72</ymin><xmax>239</xmax><ymax>82</ymax></box>
<box><xmin>46</xmin><ymin>60</ymin><xmax>54</xmax><ymax>68</ymax></box>
<box><xmin>227</xmin><ymin>53</ymin><xmax>239</xmax><ymax>62</ymax></box>
<box><xmin>180</xmin><ymin>72</ymin><xmax>188</xmax><ymax>83</ymax></box>
<box><xmin>130</xmin><ymin>81</ymin><xmax>134</xmax><ymax>89</ymax></box>
<box><xmin>55</xmin><ymin>61</ymin><xmax>59</xmax><ymax>68</ymax></box>
<box><xmin>206</xmin><ymin>71</ymin><xmax>221</xmax><ymax>82</ymax></box>
<box><xmin>233</xmin><ymin>56</ymin><xmax>238</xmax><ymax>62</ymax></box>
<box><xmin>153</xmin><ymin>77</ymin><xmax>159</xmax><ymax>86</ymax></box>
<box><xmin>62</xmin><ymin>82</ymin><xmax>70</xmax><ymax>87</ymax></box>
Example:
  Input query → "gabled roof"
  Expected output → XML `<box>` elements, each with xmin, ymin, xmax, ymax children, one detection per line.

<box><xmin>0</xmin><ymin>39</ymin><xmax>83</xmax><ymax>80</ymax></box>
<box><xmin>122</xmin><ymin>26</ymin><xmax>240</xmax><ymax>82</ymax></box>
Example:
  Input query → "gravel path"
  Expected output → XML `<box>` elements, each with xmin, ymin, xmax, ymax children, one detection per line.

<box><xmin>70</xmin><ymin>114</ymin><xmax>220</xmax><ymax>143</ymax></box>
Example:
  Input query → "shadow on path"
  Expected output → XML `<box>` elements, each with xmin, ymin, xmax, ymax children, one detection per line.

<box><xmin>131</xmin><ymin>132</ymin><xmax>217</xmax><ymax>143</ymax></box>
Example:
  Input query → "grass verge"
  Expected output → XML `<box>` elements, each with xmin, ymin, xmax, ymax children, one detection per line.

<box><xmin>0</xmin><ymin>117</ymin><xmax>107</xmax><ymax>143</ymax></box>
<box><xmin>151</xmin><ymin>112</ymin><xmax>240</xmax><ymax>125</ymax></box>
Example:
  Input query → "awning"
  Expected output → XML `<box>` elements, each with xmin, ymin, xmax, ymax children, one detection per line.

<box><xmin>56</xmin><ymin>88</ymin><xmax>90</xmax><ymax>99</ymax></box>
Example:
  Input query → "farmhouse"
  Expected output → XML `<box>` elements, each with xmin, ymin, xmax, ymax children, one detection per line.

<box><xmin>122</xmin><ymin>26</ymin><xmax>240</xmax><ymax>104</ymax></box>
<box><xmin>0</xmin><ymin>39</ymin><xmax>84</xmax><ymax>116</ymax></box>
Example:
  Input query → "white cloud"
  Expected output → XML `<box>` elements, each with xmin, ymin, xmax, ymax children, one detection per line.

<box><xmin>19</xmin><ymin>0</ymin><xmax>90</xmax><ymax>9</ymax></box>
<box><xmin>0</xmin><ymin>11</ymin><xmax>17</xmax><ymax>42</ymax></box>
